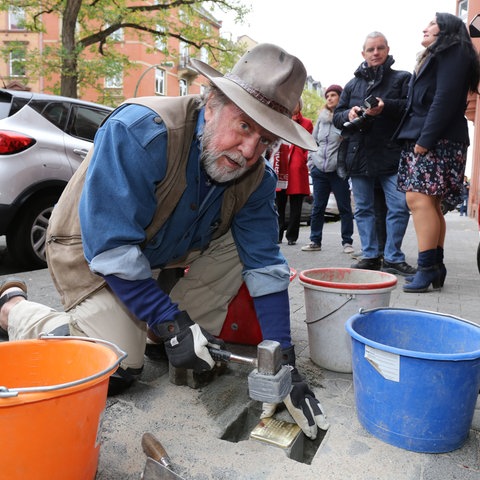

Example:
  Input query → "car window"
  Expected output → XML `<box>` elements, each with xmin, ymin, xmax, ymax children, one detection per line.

<box><xmin>28</xmin><ymin>99</ymin><xmax>70</xmax><ymax>130</ymax></box>
<box><xmin>0</xmin><ymin>96</ymin><xmax>12</xmax><ymax>119</ymax></box>
<box><xmin>0</xmin><ymin>92</ymin><xmax>29</xmax><ymax>119</ymax></box>
<box><xmin>67</xmin><ymin>105</ymin><xmax>110</xmax><ymax>141</ymax></box>
<box><xmin>41</xmin><ymin>102</ymin><xmax>69</xmax><ymax>129</ymax></box>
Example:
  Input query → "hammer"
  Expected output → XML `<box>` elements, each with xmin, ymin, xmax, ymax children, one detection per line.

<box><xmin>208</xmin><ymin>340</ymin><xmax>292</xmax><ymax>403</ymax></box>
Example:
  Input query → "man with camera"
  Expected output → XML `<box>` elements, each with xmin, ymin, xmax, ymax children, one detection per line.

<box><xmin>333</xmin><ymin>31</ymin><xmax>416</xmax><ymax>276</ymax></box>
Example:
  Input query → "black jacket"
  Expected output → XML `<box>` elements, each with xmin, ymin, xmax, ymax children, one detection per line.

<box><xmin>394</xmin><ymin>43</ymin><xmax>471</xmax><ymax>149</ymax></box>
<box><xmin>333</xmin><ymin>56</ymin><xmax>411</xmax><ymax>177</ymax></box>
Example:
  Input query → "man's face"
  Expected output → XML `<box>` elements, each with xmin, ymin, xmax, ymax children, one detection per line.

<box><xmin>201</xmin><ymin>98</ymin><xmax>277</xmax><ymax>183</ymax></box>
<box><xmin>362</xmin><ymin>36</ymin><xmax>389</xmax><ymax>68</ymax></box>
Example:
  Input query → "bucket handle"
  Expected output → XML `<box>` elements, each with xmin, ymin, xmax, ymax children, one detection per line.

<box><xmin>357</xmin><ymin>306</ymin><xmax>480</xmax><ymax>329</ymax></box>
<box><xmin>305</xmin><ymin>294</ymin><xmax>354</xmax><ymax>325</ymax></box>
<box><xmin>0</xmin><ymin>335</ymin><xmax>127</xmax><ymax>398</ymax></box>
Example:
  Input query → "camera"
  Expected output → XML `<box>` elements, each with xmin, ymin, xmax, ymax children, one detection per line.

<box><xmin>343</xmin><ymin>95</ymin><xmax>379</xmax><ymax>130</ymax></box>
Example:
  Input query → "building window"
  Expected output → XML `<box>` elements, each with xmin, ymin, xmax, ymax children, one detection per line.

<box><xmin>179</xmin><ymin>79</ymin><xmax>187</xmax><ymax>96</ymax></box>
<box><xmin>155</xmin><ymin>25</ymin><xmax>166</xmax><ymax>50</ymax></box>
<box><xmin>105</xmin><ymin>73</ymin><xmax>123</xmax><ymax>88</ymax></box>
<box><xmin>155</xmin><ymin>67</ymin><xmax>165</xmax><ymax>95</ymax></box>
<box><xmin>179</xmin><ymin>41</ymin><xmax>190</xmax><ymax>69</ymax></box>
<box><xmin>180</xmin><ymin>41</ymin><xmax>189</xmax><ymax>58</ymax></box>
<box><xmin>179</xmin><ymin>8</ymin><xmax>187</xmax><ymax>23</ymax></box>
<box><xmin>9</xmin><ymin>48</ymin><xmax>26</xmax><ymax>76</ymax></box>
<box><xmin>200</xmin><ymin>23</ymin><xmax>211</xmax><ymax>37</ymax></box>
<box><xmin>458</xmin><ymin>0</ymin><xmax>468</xmax><ymax>22</ymax></box>
<box><xmin>109</xmin><ymin>27</ymin><xmax>124</xmax><ymax>42</ymax></box>
<box><xmin>9</xmin><ymin>7</ymin><xmax>26</xmax><ymax>31</ymax></box>
<box><xmin>199</xmin><ymin>47</ymin><xmax>208</xmax><ymax>63</ymax></box>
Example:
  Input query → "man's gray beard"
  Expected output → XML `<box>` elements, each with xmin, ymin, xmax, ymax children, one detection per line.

<box><xmin>201</xmin><ymin>150</ymin><xmax>249</xmax><ymax>183</ymax></box>
<box><xmin>200</xmin><ymin>118</ymin><xmax>250</xmax><ymax>183</ymax></box>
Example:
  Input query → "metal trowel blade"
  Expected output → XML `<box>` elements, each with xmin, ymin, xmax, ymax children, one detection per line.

<box><xmin>142</xmin><ymin>457</ymin><xmax>184</xmax><ymax>480</ymax></box>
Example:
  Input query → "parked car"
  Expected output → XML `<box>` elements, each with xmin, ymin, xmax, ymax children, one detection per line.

<box><xmin>0</xmin><ymin>89</ymin><xmax>113</xmax><ymax>269</ymax></box>
<box><xmin>285</xmin><ymin>175</ymin><xmax>340</xmax><ymax>225</ymax></box>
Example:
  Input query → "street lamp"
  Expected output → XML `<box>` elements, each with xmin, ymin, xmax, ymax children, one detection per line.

<box><xmin>133</xmin><ymin>61</ymin><xmax>174</xmax><ymax>97</ymax></box>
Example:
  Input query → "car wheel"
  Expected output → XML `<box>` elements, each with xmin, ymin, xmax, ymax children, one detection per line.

<box><xmin>6</xmin><ymin>194</ymin><xmax>59</xmax><ymax>269</ymax></box>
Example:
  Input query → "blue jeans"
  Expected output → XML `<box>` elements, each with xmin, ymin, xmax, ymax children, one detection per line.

<box><xmin>309</xmin><ymin>168</ymin><xmax>354</xmax><ymax>246</ymax></box>
<box><xmin>350</xmin><ymin>174</ymin><xmax>409</xmax><ymax>263</ymax></box>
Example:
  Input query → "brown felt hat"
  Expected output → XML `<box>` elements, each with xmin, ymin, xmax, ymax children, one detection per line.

<box><xmin>190</xmin><ymin>43</ymin><xmax>316</xmax><ymax>151</ymax></box>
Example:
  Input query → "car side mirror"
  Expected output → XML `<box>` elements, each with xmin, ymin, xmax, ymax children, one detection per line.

<box><xmin>469</xmin><ymin>14</ymin><xmax>480</xmax><ymax>37</ymax></box>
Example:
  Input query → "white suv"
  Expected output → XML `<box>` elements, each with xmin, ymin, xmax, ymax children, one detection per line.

<box><xmin>0</xmin><ymin>89</ymin><xmax>112</xmax><ymax>268</ymax></box>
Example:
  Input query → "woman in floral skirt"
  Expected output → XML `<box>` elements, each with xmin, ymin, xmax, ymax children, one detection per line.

<box><xmin>395</xmin><ymin>12</ymin><xmax>480</xmax><ymax>292</ymax></box>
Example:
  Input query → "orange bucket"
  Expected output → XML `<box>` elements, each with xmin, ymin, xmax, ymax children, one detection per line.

<box><xmin>0</xmin><ymin>336</ymin><xmax>126</xmax><ymax>479</ymax></box>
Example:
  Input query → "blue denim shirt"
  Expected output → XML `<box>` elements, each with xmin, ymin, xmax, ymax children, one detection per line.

<box><xmin>79</xmin><ymin>103</ymin><xmax>290</xmax><ymax>297</ymax></box>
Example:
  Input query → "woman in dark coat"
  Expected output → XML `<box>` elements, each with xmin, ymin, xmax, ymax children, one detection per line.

<box><xmin>396</xmin><ymin>12</ymin><xmax>480</xmax><ymax>292</ymax></box>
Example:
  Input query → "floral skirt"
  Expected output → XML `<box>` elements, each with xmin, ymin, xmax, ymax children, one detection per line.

<box><xmin>397</xmin><ymin>139</ymin><xmax>467</xmax><ymax>209</ymax></box>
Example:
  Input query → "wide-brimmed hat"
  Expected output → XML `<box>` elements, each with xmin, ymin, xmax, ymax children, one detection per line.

<box><xmin>190</xmin><ymin>43</ymin><xmax>316</xmax><ymax>151</ymax></box>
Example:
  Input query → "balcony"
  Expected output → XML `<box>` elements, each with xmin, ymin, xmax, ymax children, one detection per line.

<box><xmin>177</xmin><ymin>55</ymin><xmax>198</xmax><ymax>79</ymax></box>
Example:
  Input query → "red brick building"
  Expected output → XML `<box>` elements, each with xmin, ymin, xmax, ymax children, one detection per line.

<box><xmin>0</xmin><ymin>4</ymin><xmax>221</xmax><ymax>104</ymax></box>
<box><xmin>465</xmin><ymin>0</ymin><xmax>480</xmax><ymax>219</ymax></box>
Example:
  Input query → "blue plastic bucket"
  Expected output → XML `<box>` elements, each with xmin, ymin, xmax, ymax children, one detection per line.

<box><xmin>345</xmin><ymin>308</ymin><xmax>480</xmax><ymax>453</ymax></box>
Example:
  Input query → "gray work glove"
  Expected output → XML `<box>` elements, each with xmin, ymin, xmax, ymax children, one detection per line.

<box><xmin>161</xmin><ymin>311</ymin><xmax>225</xmax><ymax>372</ymax></box>
<box><xmin>261</xmin><ymin>367</ymin><xmax>329</xmax><ymax>439</ymax></box>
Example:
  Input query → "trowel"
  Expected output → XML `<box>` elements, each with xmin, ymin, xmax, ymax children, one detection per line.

<box><xmin>141</xmin><ymin>432</ymin><xmax>185</xmax><ymax>480</ymax></box>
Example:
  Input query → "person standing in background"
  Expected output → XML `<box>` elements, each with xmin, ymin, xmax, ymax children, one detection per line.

<box><xmin>302</xmin><ymin>84</ymin><xmax>354</xmax><ymax>253</ymax></box>
<box><xmin>396</xmin><ymin>13</ymin><xmax>480</xmax><ymax>292</ymax></box>
<box><xmin>459</xmin><ymin>175</ymin><xmax>470</xmax><ymax>216</ymax></box>
<box><xmin>333</xmin><ymin>31</ymin><xmax>416</xmax><ymax>277</ymax></box>
<box><xmin>272</xmin><ymin>139</ymin><xmax>290</xmax><ymax>243</ymax></box>
<box><xmin>275</xmin><ymin>99</ymin><xmax>313</xmax><ymax>245</ymax></box>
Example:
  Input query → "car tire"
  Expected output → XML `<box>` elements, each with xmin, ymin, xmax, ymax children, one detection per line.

<box><xmin>6</xmin><ymin>194</ymin><xmax>59</xmax><ymax>269</ymax></box>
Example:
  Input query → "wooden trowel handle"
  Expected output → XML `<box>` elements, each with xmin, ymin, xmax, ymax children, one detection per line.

<box><xmin>142</xmin><ymin>432</ymin><xmax>172</xmax><ymax>468</ymax></box>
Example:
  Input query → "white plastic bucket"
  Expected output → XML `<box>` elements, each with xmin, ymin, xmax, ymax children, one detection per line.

<box><xmin>299</xmin><ymin>268</ymin><xmax>397</xmax><ymax>373</ymax></box>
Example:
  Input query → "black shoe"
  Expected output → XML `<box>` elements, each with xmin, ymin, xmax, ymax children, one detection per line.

<box><xmin>0</xmin><ymin>277</ymin><xmax>28</xmax><ymax>337</ymax></box>
<box><xmin>351</xmin><ymin>257</ymin><xmax>382</xmax><ymax>270</ymax></box>
<box><xmin>287</xmin><ymin>240</ymin><xmax>296</xmax><ymax>246</ymax></box>
<box><xmin>145</xmin><ymin>342</ymin><xmax>168</xmax><ymax>361</ymax></box>
<box><xmin>382</xmin><ymin>260</ymin><xmax>417</xmax><ymax>277</ymax></box>
<box><xmin>107</xmin><ymin>366</ymin><xmax>143</xmax><ymax>396</ymax></box>
<box><xmin>0</xmin><ymin>277</ymin><xmax>28</xmax><ymax>308</ymax></box>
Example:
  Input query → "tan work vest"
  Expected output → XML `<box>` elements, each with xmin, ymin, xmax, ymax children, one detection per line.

<box><xmin>46</xmin><ymin>95</ymin><xmax>265</xmax><ymax>310</ymax></box>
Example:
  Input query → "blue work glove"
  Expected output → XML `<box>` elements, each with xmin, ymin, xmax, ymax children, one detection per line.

<box><xmin>261</xmin><ymin>367</ymin><xmax>329</xmax><ymax>439</ymax></box>
<box><xmin>161</xmin><ymin>311</ymin><xmax>225</xmax><ymax>372</ymax></box>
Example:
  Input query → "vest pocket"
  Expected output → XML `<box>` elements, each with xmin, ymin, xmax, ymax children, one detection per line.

<box><xmin>46</xmin><ymin>234</ymin><xmax>105</xmax><ymax>311</ymax></box>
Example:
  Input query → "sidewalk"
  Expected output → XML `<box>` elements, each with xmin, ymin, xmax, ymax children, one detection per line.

<box><xmin>1</xmin><ymin>212</ymin><xmax>479</xmax><ymax>479</ymax></box>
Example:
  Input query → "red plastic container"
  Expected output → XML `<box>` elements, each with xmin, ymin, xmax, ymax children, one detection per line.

<box><xmin>220</xmin><ymin>268</ymin><xmax>297</xmax><ymax>345</ymax></box>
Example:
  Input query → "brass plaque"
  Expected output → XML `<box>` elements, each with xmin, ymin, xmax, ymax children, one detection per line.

<box><xmin>250</xmin><ymin>417</ymin><xmax>302</xmax><ymax>448</ymax></box>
